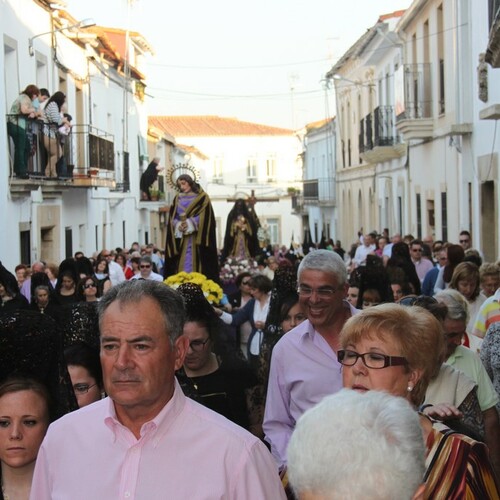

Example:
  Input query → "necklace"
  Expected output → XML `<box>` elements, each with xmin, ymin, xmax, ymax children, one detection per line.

<box><xmin>184</xmin><ymin>354</ymin><xmax>219</xmax><ymax>391</ymax></box>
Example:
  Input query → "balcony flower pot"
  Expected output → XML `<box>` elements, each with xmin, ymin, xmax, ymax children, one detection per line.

<box><xmin>149</xmin><ymin>189</ymin><xmax>164</xmax><ymax>201</ymax></box>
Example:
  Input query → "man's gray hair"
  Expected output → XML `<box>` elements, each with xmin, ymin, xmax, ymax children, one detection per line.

<box><xmin>287</xmin><ymin>389</ymin><xmax>425</xmax><ymax>500</ymax></box>
<box><xmin>297</xmin><ymin>249</ymin><xmax>347</xmax><ymax>284</ymax></box>
<box><xmin>32</xmin><ymin>261</ymin><xmax>46</xmax><ymax>272</ymax></box>
<box><xmin>98</xmin><ymin>280</ymin><xmax>185</xmax><ymax>343</ymax></box>
<box><xmin>435</xmin><ymin>289</ymin><xmax>469</xmax><ymax>323</ymax></box>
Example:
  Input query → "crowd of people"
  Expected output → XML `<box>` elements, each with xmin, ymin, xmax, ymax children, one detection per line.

<box><xmin>3</xmin><ymin>177</ymin><xmax>500</xmax><ymax>498</ymax></box>
<box><xmin>8</xmin><ymin>85</ymin><xmax>72</xmax><ymax>179</ymax></box>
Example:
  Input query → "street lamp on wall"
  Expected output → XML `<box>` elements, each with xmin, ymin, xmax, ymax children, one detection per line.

<box><xmin>29</xmin><ymin>18</ymin><xmax>96</xmax><ymax>56</ymax></box>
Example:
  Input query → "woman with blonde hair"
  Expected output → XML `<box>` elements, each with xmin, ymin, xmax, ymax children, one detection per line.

<box><xmin>44</xmin><ymin>262</ymin><xmax>59</xmax><ymax>289</ymax></box>
<box><xmin>479</xmin><ymin>262</ymin><xmax>500</xmax><ymax>298</ymax></box>
<box><xmin>339</xmin><ymin>303</ymin><xmax>499</xmax><ymax>498</ymax></box>
<box><xmin>449</xmin><ymin>261</ymin><xmax>485</xmax><ymax>334</ymax></box>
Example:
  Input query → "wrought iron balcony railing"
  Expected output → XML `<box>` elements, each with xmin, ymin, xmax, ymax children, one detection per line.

<box><xmin>395</xmin><ymin>63</ymin><xmax>432</xmax><ymax>121</ymax></box>
<box><xmin>303</xmin><ymin>177</ymin><xmax>335</xmax><ymax>205</ymax></box>
<box><xmin>6</xmin><ymin>115</ymin><xmax>115</xmax><ymax>186</ymax></box>
<box><xmin>359</xmin><ymin>106</ymin><xmax>401</xmax><ymax>154</ymax></box>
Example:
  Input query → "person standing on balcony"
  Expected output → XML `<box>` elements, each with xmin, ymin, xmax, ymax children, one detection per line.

<box><xmin>39</xmin><ymin>88</ymin><xmax>50</xmax><ymax>110</ymax></box>
<box><xmin>140</xmin><ymin>157</ymin><xmax>163</xmax><ymax>200</ymax></box>
<box><xmin>7</xmin><ymin>84</ymin><xmax>42</xmax><ymax>179</ymax></box>
<box><xmin>42</xmin><ymin>91</ymin><xmax>71</xmax><ymax>178</ymax></box>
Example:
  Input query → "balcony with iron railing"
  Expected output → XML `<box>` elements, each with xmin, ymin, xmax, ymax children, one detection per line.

<box><xmin>138</xmin><ymin>171</ymin><xmax>166</xmax><ymax>202</ymax></box>
<box><xmin>290</xmin><ymin>190</ymin><xmax>305</xmax><ymax>215</ymax></box>
<box><xmin>395</xmin><ymin>63</ymin><xmax>434</xmax><ymax>139</ymax></box>
<box><xmin>359</xmin><ymin>106</ymin><xmax>407</xmax><ymax>163</ymax></box>
<box><xmin>6</xmin><ymin>115</ymin><xmax>116</xmax><ymax>196</ymax></box>
<box><xmin>303</xmin><ymin>177</ymin><xmax>336</xmax><ymax>206</ymax></box>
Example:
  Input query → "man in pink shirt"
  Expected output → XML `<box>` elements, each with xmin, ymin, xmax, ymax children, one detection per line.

<box><xmin>409</xmin><ymin>239</ymin><xmax>434</xmax><ymax>283</ymax></box>
<box><xmin>31</xmin><ymin>280</ymin><xmax>285</xmax><ymax>499</ymax></box>
<box><xmin>263</xmin><ymin>250</ymin><xmax>358</xmax><ymax>468</ymax></box>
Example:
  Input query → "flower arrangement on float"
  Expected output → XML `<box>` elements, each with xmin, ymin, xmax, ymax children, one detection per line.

<box><xmin>164</xmin><ymin>272</ymin><xmax>223</xmax><ymax>305</ymax></box>
<box><xmin>219</xmin><ymin>257</ymin><xmax>258</xmax><ymax>286</ymax></box>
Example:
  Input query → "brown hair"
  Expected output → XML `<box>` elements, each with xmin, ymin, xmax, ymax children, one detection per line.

<box><xmin>45</xmin><ymin>261</ymin><xmax>59</xmax><ymax>280</ymax></box>
<box><xmin>249</xmin><ymin>274</ymin><xmax>273</xmax><ymax>294</ymax></box>
<box><xmin>340</xmin><ymin>303</ymin><xmax>444</xmax><ymax>406</ymax></box>
<box><xmin>21</xmin><ymin>84</ymin><xmax>40</xmax><ymax>99</ymax></box>
<box><xmin>449</xmin><ymin>262</ymin><xmax>480</xmax><ymax>301</ymax></box>
<box><xmin>177</xmin><ymin>174</ymin><xmax>199</xmax><ymax>193</ymax></box>
<box><xmin>0</xmin><ymin>376</ymin><xmax>51</xmax><ymax>419</ymax></box>
<box><xmin>443</xmin><ymin>244</ymin><xmax>465</xmax><ymax>283</ymax></box>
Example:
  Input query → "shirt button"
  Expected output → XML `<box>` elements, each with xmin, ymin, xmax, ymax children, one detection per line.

<box><xmin>124</xmin><ymin>492</ymin><xmax>130</xmax><ymax>498</ymax></box>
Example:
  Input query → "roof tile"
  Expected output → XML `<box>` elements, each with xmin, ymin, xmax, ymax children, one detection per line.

<box><xmin>148</xmin><ymin>116</ymin><xmax>293</xmax><ymax>137</ymax></box>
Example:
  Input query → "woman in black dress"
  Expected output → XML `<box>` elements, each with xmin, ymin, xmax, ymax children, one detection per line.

<box><xmin>175</xmin><ymin>283</ymin><xmax>260</xmax><ymax>436</ymax></box>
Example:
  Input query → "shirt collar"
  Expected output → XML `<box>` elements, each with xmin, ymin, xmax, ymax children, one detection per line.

<box><xmin>299</xmin><ymin>319</ymin><xmax>317</xmax><ymax>340</ymax></box>
<box><xmin>104</xmin><ymin>379</ymin><xmax>186</xmax><ymax>445</ymax></box>
<box><xmin>447</xmin><ymin>345</ymin><xmax>465</xmax><ymax>364</ymax></box>
<box><xmin>300</xmin><ymin>300</ymin><xmax>359</xmax><ymax>341</ymax></box>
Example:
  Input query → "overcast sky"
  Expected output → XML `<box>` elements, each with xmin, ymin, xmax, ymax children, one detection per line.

<box><xmin>65</xmin><ymin>0</ymin><xmax>411</xmax><ymax>129</ymax></box>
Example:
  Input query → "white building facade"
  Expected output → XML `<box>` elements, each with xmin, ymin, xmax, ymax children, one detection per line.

<box><xmin>299</xmin><ymin>118</ymin><xmax>337</xmax><ymax>246</ymax></box>
<box><xmin>1</xmin><ymin>0</ymin><xmax>163</xmax><ymax>271</ymax></box>
<box><xmin>149</xmin><ymin>116</ymin><xmax>303</xmax><ymax>250</ymax></box>
<box><xmin>325</xmin><ymin>1</ymin><xmax>500</xmax><ymax>261</ymax></box>
<box><xmin>326</xmin><ymin>11</ymin><xmax>408</xmax><ymax>247</ymax></box>
<box><xmin>396</xmin><ymin>0</ymin><xmax>498</xmax><ymax>260</ymax></box>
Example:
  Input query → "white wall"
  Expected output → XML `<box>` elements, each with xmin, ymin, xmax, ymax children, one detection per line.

<box><xmin>1</xmin><ymin>0</ymin><xmax>153</xmax><ymax>270</ymax></box>
<box><xmin>173</xmin><ymin>133</ymin><xmax>303</xmax><ymax>249</ymax></box>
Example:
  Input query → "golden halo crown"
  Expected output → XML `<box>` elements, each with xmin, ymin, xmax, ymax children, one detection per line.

<box><xmin>166</xmin><ymin>163</ymin><xmax>200</xmax><ymax>192</ymax></box>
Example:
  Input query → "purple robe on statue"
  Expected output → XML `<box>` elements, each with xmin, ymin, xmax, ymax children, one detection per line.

<box><xmin>174</xmin><ymin>193</ymin><xmax>199</xmax><ymax>273</ymax></box>
<box><xmin>164</xmin><ymin>188</ymin><xmax>219</xmax><ymax>282</ymax></box>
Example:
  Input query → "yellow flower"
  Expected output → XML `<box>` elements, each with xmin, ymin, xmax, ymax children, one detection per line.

<box><xmin>164</xmin><ymin>272</ymin><xmax>223</xmax><ymax>305</ymax></box>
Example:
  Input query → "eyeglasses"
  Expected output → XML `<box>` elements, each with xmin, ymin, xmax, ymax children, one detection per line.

<box><xmin>83</xmin><ymin>283</ymin><xmax>96</xmax><ymax>289</ymax></box>
<box><xmin>411</xmin><ymin>248</ymin><xmax>422</xmax><ymax>252</ymax></box>
<box><xmin>459</xmin><ymin>239</ymin><xmax>470</xmax><ymax>244</ymax></box>
<box><xmin>140</xmin><ymin>264</ymin><xmax>151</xmax><ymax>269</ymax></box>
<box><xmin>101</xmin><ymin>253</ymin><xmax>111</xmax><ymax>257</ymax></box>
<box><xmin>73</xmin><ymin>383</ymin><xmax>97</xmax><ymax>395</ymax></box>
<box><xmin>241</xmin><ymin>280</ymin><xmax>251</xmax><ymax>285</ymax></box>
<box><xmin>189</xmin><ymin>338</ymin><xmax>210</xmax><ymax>351</ymax></box>
<box><xmin>338</xmin><ymin>349</ymin><xmax>408</xmax><ymax>369</ymax></box>
<box><xmin>297</xmin><ymin>284</ymin><xmax>338</xmax><ymax>298</ymax></box>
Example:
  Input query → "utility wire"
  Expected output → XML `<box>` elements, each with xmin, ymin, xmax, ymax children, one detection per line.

<box><xmin>147</xmin><ymin>87</ymin><xmax>323</xmax><ymax>98</ymax></box>
<box><xmin>144</xmin><ymin>22</ymin><xmax>468</xmax><ymax>72</ymax></box>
